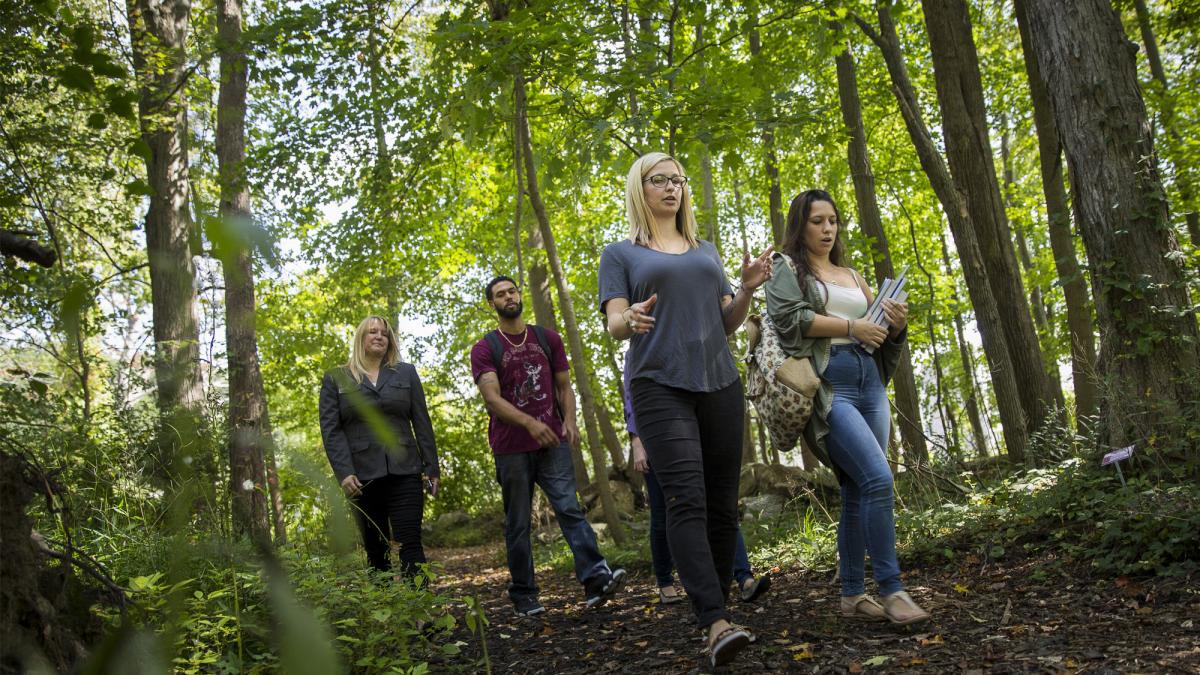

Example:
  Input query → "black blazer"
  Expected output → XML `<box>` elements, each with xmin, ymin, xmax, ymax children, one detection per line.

<box><xmin>319</xmin><ymin>362</ymin><xmax>440</xmax><ymax>483</ymax></box>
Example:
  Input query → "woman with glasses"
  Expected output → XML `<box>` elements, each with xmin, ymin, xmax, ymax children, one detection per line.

<box><xmin>319</xmin><ymin>315</ymin><xmax>441</xmax><ymax>583</ymax></box>
<box><xmin>598</xmin><ymin>152</ymin><xmax>773</xmax><ymax>667</ymax></box>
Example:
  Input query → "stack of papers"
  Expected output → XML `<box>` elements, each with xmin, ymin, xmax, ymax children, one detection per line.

<box><xmin>857</xmin><ymin>266</ymin><xmax>908</xmax><ymax>354</ymax></box>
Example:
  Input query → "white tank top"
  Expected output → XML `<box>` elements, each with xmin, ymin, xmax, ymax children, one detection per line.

<box><xmin>823</xmin><ymin>282</ymin><xmax>869</xmax><ymax>345</ymax></box>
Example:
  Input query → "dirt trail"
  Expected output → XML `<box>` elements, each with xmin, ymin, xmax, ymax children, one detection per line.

<box><xmin>429</xmin><ymin>543</ymin><xmax>1199</xmax><ymax>673</ymax></box>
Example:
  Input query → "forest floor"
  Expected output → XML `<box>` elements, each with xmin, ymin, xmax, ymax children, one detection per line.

<box><xmin>429</xmin><ymin>542</ymin><xmax>1199</xmax><ymax>674</ymax></box>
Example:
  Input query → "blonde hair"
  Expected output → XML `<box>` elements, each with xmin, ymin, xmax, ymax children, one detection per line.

<box><xmin>624</xmin><ymin>152</ymin><xmax>699</xmax><ymax>248</ymax></box>
<box><xmin>346</xmin><ymin>315</ymin><xmax>399</xmax><ymax>383</ymax></box>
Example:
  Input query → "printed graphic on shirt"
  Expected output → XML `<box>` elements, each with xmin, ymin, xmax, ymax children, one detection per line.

<box><xmin>513</xmin><ymin>359</ymin><xmax>550</xmax><ymax>409</ymax></box>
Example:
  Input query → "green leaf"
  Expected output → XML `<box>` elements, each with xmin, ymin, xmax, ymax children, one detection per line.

<box><xmin>87</xmin><ymin>112</ymin><xmax>107</xmax><ymax>130</ymax></box>
<box><xmin>71</xmin><ymin>23</ymin><xmax>96</xmax><ymax>52</ymax></box>
<box><xmin>129</xmin><ymin>139</ymin><xmax>152</xmax><ymax>161</ymax></box>
<box><xmin>59</xmin><ymin>64</ymin><xmax>95</xmax><ymax>92</ymax></box>
<box><xmin>125</xmin><ymin>179</ymin><xmax>153</xmax><ymax>197</ymax></box>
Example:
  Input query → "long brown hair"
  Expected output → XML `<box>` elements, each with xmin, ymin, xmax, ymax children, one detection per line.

<box><xmin>781</xmin><ymin>189</ymin><xmax>846</xmax><ymax>287</ymax></box>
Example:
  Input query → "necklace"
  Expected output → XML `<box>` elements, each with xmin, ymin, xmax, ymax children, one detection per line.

<box><xmin>499</xmin><ymin>327</ymin><xmax>528</xmax><ymax>348</ymax></box>
<box><xmin>813</xmin><ymin>264</ymin><xmax>850</xmax><ymax>287</ymax></box>
<box><xmin>648</xmin><ymin>234</ymin><xmax>689</xmax><ymax>254</ymax></box>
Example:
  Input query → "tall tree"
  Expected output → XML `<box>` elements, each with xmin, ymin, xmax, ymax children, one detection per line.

<box><xmin>747</xmin><ymin>7</ymin><xmax>785</xmax><ymax>247</ymax></box>
<box><xmin>514</xmin><ymin>69</ymin><xmax>627</xmax><ymax>543</ymax></box>
<box><xmin>854</xmin><ymin>5</ymin><xmax>1029</xmax><ymax>462</ymax></box>
<box><xmin>832</xmin><ymin>30</ymin><xmax>929</xmax><ymax>465</ymax></box>
<box><xmin>1132</xmin><ymin>0</ymin><xmax>1199</xmax><ymax>247</ymax></box>
<box><xmin>1024</xmin><ymin>0</ymin><xmax>1200</xmax><ymax>447</ymax></box>
<box><xmin>942</xmin><ymin>234</ymin><xmax>991</xmax><ymax>457</ymax></box>
<box><xmin>126</xmin><ymin>0</ymin><xmax>204</xmax><ymax>470</ymax></box>
<box><xmin>1012</xmin><ymin>0</ymin><xmax>1098</xmax><ymax>427</ymax></box>
<box><xmin>920</xmin><ymin>0</ymin><xmax>1059</xmax><ymax>438</ymax></box>
<box><xmin>217</xmin><ymin>0</ymin><xmax>276</xmax><ymax>543</ymax></box>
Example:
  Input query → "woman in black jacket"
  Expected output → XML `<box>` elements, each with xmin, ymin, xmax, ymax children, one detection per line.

<box><xmin>319</xmin><ymin>315</ymin><xmax>440</xmax><ymax>581</ymax></box>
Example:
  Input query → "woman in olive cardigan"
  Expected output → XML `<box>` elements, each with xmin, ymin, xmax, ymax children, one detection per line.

<box><xmin>764</xmin><ymin>190</ymin><xmax>930</xmax><ymax>626</ymax></box>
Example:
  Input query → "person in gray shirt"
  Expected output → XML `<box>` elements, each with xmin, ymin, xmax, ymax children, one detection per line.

<box><xmin>598</xmin><ymin>152</ymin><xmax>772</xmax><ymax>668</ymax></box>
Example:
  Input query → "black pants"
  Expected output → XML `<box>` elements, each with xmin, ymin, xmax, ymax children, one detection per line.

<box><xmin>631</xmin><ymin>377</ymin><xmax>744</xmax><ymax>629</ymax></box>
<box><xmin>352</xmin><ymin>473</ymin><xmax>426</xmax><ymax>579</ymax></box>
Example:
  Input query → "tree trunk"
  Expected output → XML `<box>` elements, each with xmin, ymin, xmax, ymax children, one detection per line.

<box><xmin>1001</xmin><ymin>124</ymin><xmax>1050</xmax><ymax>332</ymax></box>
<box><xmin>696</xmin><ymin>22</ymin><xmax>719</xmax><ymax>252</ymax></box>
<box><xmin>127</xmin><ymin>0</ymin><xmax>204</xmax><ymax>472</ymax></box>
<box><xmin>511</xmin><ymin>107</ymin><xmax>583</xmax><ymax>488</ymax></box>
<box><xmin>515</xmin><ymin>71</ymin><xmax>627</xmax><ymax>542</ymax></box>
<box><xmin>833</xmin><ymin>29</ymin><xmax>929</xmax><ymax>465</ymax></box>
<box><xmin>591</xmin><ymin>373</ymin><xmax>628</xmax><ymax>473</ymax></box>
<box><xmin>1132</xmin><ymin>0</ymin><xmax>1199</xmax><ymax>247</ymax></box>
<box><xmin>525</xmin><ymin>235</ymin><xmax>558</xmax><ymax>333</ymax></box>
<box><xmin>1024</xmin><ymin>0</ymin><xmax>1200</xmax><ymax>447</ymax></box>
<box><xmin>920</xmin><ymin>0</ymin><xmax>1059</xmax><ymax>440</ymax></box>
<box><xmin>999</xmin><ymin>120</ymin><xmax>1067</xmax><ymax>413</ymax></box>
<box><xmin>1012</xmin><ymin>0</ymin><xmax>1098</xmax><ymax>428</ymax></box>
<box><xmin>512</xmin><ymin>120</ymin><xmax>525</xmax><ymax>290</ymax></box>
<box><xmin>855</xmin><ymin>6</ymin><xmax>1028</xmax><ymax>462</ymax></box>
<box><xmin>217</xmin><ymin>0</ymin><xmax>272</xmax><ymax>544</ymax></box>
<box><xmin>942</xmin><ymin>234</ymin><xmax>991</xmax><ymax>457</ymax></box>
<box><xmin>895</xmin><ymin>190</ymin><xmax>957</xmax><ymax>459</ymax></box>
<box><xmin>747</xmin><ymin>14</ymin><xmax>785</xmax><ymax>247</ymax></box>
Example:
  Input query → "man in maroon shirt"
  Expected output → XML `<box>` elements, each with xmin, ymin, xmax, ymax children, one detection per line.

<box><xmin>471</xmin><ymin>276</ymin><xmax>625</xmax><ymax>617</ymax></box>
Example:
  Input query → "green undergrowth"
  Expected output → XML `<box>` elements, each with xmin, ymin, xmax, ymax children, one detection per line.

<box><xmin>87</xmin><ymin>545</ymin><xmax>472</xmax><ymax>674</ymax></box>
<box><xmin>895</xmin><ymin>458</ymin><xmax>1200</xmax><ymax>577</ymax></box>
<box><xmin>537</xmin><ymin>457</ymin><xmax>1199</xmax><ymax>587</ymax></box>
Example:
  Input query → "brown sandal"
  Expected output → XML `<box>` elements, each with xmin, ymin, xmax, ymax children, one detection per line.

<box><xmin>882</xmin><ymin>591</ymin><xmax>931</xmax><ymax>626</ymax></box>
<box><xmin>840</xmin><ymin>594</ymin><xmax>886</xmax><ymax>621</ymax></box>
<box><xmin>708</xmin><ymin>624</ymin><xmax>753</xmax><ymax>667</ymax></box>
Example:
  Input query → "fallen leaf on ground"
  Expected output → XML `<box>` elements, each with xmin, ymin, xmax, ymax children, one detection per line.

<box><xmin>954</xmin><ymin>583</ymin><xmax>970</xmax><ymax>594</ymax></box>
<box><xmin>863</xmin><ymin>655</ymin><xmax>889</xmax><ymax>666</ymax></box>
<box><xmin>919</xmin><ymin>634</ymin><xmax>944</xmax><ymax>647</ymax></box>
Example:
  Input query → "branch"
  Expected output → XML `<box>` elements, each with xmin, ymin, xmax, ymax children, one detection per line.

<box><xmin>40</xmin><ymin>543</ymin><xmax>131</xmax><ymax>609</ymax></box>
<box><xmin>850</xmin><ymin>11</ymin><xmax>883</xmax><ymax>50</ymax></box>
<box><xmin>672</xmin><ymin>6</ymin><xmax>817</xmax><ymax>72</ymax></box>
<box><xmin>1</xmin><ymin>229</ymin><xmax>57</xmax><ymax>267</ymax></box>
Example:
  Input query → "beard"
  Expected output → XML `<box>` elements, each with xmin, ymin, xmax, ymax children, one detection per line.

<box><xmin>496</xmin><ymin>300</ymin><xmax>524</xmax><ymax>319</ymax></box>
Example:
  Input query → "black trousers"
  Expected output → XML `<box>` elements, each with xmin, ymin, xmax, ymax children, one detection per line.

<box><xmin>631</xmin><ymin>377</ymin><xmax>744</xmax><ymax>629</ymax></box>
<box><xmin>352</xmin><ymin>473</ymin><xmax>426</xmax><ymax>579</ymax></box>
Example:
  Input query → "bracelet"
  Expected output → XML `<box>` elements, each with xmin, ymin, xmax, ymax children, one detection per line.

<box><xmin>846</xmin><ymin>319</ymin><xmax>853</xmax><ymax>337</ymax></box>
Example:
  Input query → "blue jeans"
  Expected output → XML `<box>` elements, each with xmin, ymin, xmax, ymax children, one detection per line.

<box><xmin>825</xmin><ymin>344</ymin><xmax>903</xmax><ymax>598</ymax></box>
<box><xmin>645</xmin><ymin>467</ymin><xmax>753</xmax><ymax>587</ymax></box>
<box><xmin>494</xmin><ymin>441</ymin><xmax>610</xmax><ymax>602</ymax></box>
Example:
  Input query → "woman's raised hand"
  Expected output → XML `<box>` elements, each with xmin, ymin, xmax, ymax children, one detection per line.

<box><xmin>623</xmin><ymin>293</ymin><xmax>658</xmax><ymax>334</ymax></box>
<box><xmin>740</xmin><ymin>245</ymin><xmax>775</xmax><ymax>291</ymax></box>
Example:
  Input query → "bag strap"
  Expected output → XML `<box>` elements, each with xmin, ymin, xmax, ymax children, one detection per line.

<box><xmin>776</xmin><ymin>251</ymin><xmax>828</xmax><ymax>308</ymax></box>
<box><xmin>485</xmin><ymin>330</ymin><xmax>504</xmax><ymax>372</ymax></box>
<box><xmin>530</xmin><ymin>324</ymin><xmax>552</xmax><ymax>362</ymax></box>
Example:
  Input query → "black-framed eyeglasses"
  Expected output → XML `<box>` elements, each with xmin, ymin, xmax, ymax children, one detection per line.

<box><xmin>643</xmin><ymin>174</ymin><xmax>689</xmax><ymax>188</ymax></box>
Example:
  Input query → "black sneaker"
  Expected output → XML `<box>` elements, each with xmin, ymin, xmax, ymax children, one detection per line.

<box><xmin>585</xmin><ymin>568</ymin><xmax>627</xmax><ymax>608</ymax></box>
<box><xmin>513</xmin><ymin>597</ymin><xmax>546</xmax><ymax>617</ymax></box>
